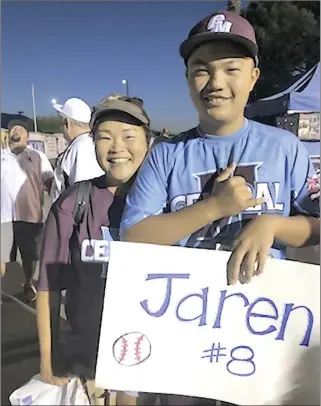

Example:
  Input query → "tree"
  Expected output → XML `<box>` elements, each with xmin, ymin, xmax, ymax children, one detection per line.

<box><xmin>243</xmin><ymin>1</ymin><xmax>320</xmax><ymax>100</ymax></box>
<box><xmin>227</xmin><ymin>0</ymin><xmax>241</xmax><ymax>14</ymax></box>
<box><xmin>292</xmin><ymin>1</ymin><xmax>320</xmax><ymax>25</ymax></box>
<box><xmin>37</xmin><ymin>116</ymin><xmax>61</xmax><ymax>133</ymax></box>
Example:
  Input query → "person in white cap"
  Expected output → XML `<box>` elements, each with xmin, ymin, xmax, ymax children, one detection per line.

<box><xmin>50</xmin><ymin>97</ymin><xmax>104</xmax><ymax>201</ymax></box>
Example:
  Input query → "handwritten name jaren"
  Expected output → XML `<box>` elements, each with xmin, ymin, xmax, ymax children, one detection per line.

<box><xmin>140</xmin><ymin>273</ymin><xmax>313</xmax><ymax>347</ymax></box>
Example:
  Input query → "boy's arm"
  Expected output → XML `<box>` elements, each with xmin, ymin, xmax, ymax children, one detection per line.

<box><xmin>273</xmin><ymin>215</ymin><xmax>319</xmax><ymax>247</ymax></box>
<box><xmin>276</xmin><ymin>138</ymin><xmax>319</xmax><ymax>245</ymax></box>
<box><xmin>123</xmin><ymin>197</ymin><xmax>223</xmax><ymax>245</ymax></box>
<box><xmin>270</xmin><ymin>143</ymin><xmax>320</xmax><ymax>246</ymax></box>
<box><xmin>122</xmin><ymin>145</ymin><xmax>264</xmax><ymax>245</ymax></box>
<box><xmin>226</xmin><ymin>213</ymin><xmax>319</xmax><ymax>285</ymax></box>
<box><xmin>228</xmin><ymin>139</ymin><xmax>320</xmax><ymax>285</ymax></box>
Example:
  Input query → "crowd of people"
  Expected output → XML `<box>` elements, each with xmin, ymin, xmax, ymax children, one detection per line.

<box><xmin>1</xmin><ymin>9</ymin><xmax>320</xmax><ymax>406</ymax></box>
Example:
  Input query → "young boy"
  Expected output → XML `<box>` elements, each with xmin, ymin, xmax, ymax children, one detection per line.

<box><xmin>121</xmin><ymin>10</ymin><xmax>319</xmax><ymax>405</ymax></box>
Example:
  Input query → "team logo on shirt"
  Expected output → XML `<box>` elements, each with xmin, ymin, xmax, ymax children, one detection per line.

<box><xmin>196</xmin><ymin>163</ymin><xmax>261</xmax><ymax>200</ymax></box>
<box><xmin>170</xmin><ymin>163</ymin><xmax>285</xmax><ymax>249</ymax></box>
<box><xmin>170</xmin><ymin>162</ymin><xmax>284</xmax><ymax>214</ymax></box>
<box><xmin>80</xmin><ymin>226</ymin><xmax>115</xmax><ymax>278</ymax></box>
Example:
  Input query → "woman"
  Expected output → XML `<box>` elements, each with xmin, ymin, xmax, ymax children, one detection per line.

<box><xmin>36</xmin><ymin>95</ymin><xmax>151</xmax><ymax>405</ymax></box>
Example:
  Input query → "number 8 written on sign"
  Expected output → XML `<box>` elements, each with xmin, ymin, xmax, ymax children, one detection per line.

<box><xmin>201</xmin><ymin>343</ymin><xmax>256</xmax><ymax>377</ymax></box>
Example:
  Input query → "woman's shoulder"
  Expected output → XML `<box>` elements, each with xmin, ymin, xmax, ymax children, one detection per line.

<box><xmin>52</xmin><ymin>176</ymin><xmax>114</xmax><ymax>216</ymax></box>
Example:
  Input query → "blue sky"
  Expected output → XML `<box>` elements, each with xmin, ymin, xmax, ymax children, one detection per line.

<box><xmin>2</xmin><ymin>1</ymin><xmax>237</xmax><ymax>132</ymax></box>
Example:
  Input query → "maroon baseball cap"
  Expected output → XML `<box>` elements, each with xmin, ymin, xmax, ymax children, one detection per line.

<box><xmin>179</xmin><ymin>10</ymin><xmax>259</xmax><ymax>66</ymax></box>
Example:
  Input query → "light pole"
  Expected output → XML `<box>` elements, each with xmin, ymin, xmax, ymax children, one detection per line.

<box><xmin>122</xmin><ymin>79</ymin><xmax>129</xmax><ymax>97</ymax></box>
<box><xmin>31</xmin><ymin>83</ymin><xmax>38</xmax><ymax>132</ymax></box>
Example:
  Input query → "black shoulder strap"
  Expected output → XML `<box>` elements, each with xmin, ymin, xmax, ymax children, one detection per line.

<box><xmin>72</xmin><ymin>181</ymin><xmax>92</xmax><ymax>226</ymax></box>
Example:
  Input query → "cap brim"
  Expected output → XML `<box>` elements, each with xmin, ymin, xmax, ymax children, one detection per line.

<box><xmin>53</xmin><ymin>104</ymin><xmax>64</xmax><ymax>114</ymax></box>
<box><xmin>53</xmin><ymin>104</ymin><xmax>75</xmax><ymax>121</ymax></box>
<box><xmin>90</xmin><ymin>106</ymin><xmax>149</xmax><ymax>129</ymax></box>
<box><xmin>180</xmin><ymin>32</ymin><xmax>258</xmax><ymax>63</ymax></box>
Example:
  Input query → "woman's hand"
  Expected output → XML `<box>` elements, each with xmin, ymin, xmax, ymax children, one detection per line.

<box><xmin>40</xmin><ymin>361</ymin><xmax>70</xmax><ymax>387</ymax></box>
<box><xmin>117</xmin><ymin>391</ymin><xmax>138</xmax><ymax>405</ymax></box>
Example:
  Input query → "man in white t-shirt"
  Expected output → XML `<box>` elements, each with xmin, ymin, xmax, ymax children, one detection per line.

<box><xmin>50</xmin><ymin>97</ymin><xmax>104</xmax><ymax>201</ymax></box>
<box><xmin>1</xmin><ymin>120</ymin><xmax>54</xmax><ymax>302</ymax></box>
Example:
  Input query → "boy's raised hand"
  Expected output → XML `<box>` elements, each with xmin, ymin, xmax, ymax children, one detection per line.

<box><xmin>211</xmin><ymin>162</ymin><xmax>265</xmax><ymax>218</ymax></box>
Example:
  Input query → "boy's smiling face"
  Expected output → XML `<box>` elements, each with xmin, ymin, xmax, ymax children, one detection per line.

<box><xmin>186</xmin><ymin>41</ymin><xmax>260</xmax><ymax>130</ymax></box>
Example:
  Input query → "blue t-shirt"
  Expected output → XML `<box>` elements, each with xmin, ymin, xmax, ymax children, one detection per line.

<box><xmin>121</xmin><ymin>119</ymin><xmax>319</xmax><ymax>259</ymax></box>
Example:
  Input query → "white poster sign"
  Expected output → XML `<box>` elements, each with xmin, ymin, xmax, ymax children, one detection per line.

<box><xmin>96</xmin><ymin>242</ymin><xmax>320</xmax><ymax>405</ymax></box>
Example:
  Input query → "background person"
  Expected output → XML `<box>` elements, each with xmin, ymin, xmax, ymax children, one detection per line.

<box><xmin>1</xmin><ymin>119</ymin><xmax>54</xmax><ymax>302</ymax></box>
<box><xmin>50</xmin><ymin>97</ymin><xmax>104</xmax><ymax>202</ymax></box>
<box><xmin>36</xmin><ymin>95</ymin><xmax>151</xmax><ymax>405</ymax></box>
<box><xmin>160</xmin><ymin>127</ymin><xmax>170</xmax><ymax>138</ymax></box>
<box><xmin>1</xmin><ymin>129</ymin><xmax>25</xmax><ymax>277</ymax></box>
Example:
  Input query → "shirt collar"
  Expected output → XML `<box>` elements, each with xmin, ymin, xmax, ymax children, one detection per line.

<box><xmin>72</xmin><ymin>132</ymin><xmax>91</xmax><ymax>144</ymax></box>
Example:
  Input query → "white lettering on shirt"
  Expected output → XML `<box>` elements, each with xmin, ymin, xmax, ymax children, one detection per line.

<box><xmin>81</xmin><ymin>239</ymin><xmax>110</xmax><ymax>263</ymax></box>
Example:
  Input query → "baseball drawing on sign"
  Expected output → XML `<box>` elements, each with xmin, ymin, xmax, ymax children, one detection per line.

<box><xmin>113</xmin><ymin>332</ymin><xmax>151</xmax><ymax>366</ymax></box>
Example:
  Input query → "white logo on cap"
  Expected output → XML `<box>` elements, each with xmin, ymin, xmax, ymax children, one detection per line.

<box><xmin>207</xmin><ymin>14</ymin><xmax>232</xmax><ymax>33</ymax></box>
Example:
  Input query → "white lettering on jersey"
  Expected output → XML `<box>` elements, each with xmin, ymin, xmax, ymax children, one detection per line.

<box><xmin>81</xmin><ymin>239</ymin><xmax>110</xmax><ymax>263</ymax></box>
<box><xmin>250</xmin><ymin>182</ymin><xmax>284</xmax><ymax>212</ymax></box>
<box><xmin>273</xmin><ymin>182</ymin><xmax>285</xmax><ymax>210</ymax></box>
<box><xmin>170</xmin><ymin>193</ymin><xmax>200</xmax><ymax>212</ymax></box>
<box><xmin>170</xmin><ymin>183</ymin><xmax>284</xmax><ymax>214</ymax></box>
<box><xmin>207</xmin><ymin>14</ymin><xmax>232</xmax><ymax>33</ymax></box>
<box><xmin>171</xmin><ymin>162</ymin><xmax>285</xmax><ymax>217</ymax></box>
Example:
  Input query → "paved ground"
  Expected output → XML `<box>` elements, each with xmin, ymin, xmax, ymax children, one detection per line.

<box><xmin>1</xmin><ymin>262</ymin><xmax>39</xmax><ymax>405</ymax></box>
<box><xmin>1</xmin><ymin>194</ymin><xmax>50</xmax><ymax>405</ymax></box>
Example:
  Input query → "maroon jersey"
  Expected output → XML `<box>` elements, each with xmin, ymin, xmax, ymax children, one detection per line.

<box><xmin>38</xmin><ymin>175</ymin><xmax>125</xmax><ymax>379</ymax></box>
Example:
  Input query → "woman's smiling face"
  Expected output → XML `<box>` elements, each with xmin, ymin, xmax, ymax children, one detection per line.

<box><xmin>95</xmin><ymin>119</ymin><xmax>148</xmax><ymax>185</ymax></box>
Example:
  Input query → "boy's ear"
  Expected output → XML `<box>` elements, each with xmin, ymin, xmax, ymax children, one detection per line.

<box><xmin>250</xmin><ymin>67</ymin><xmax>260</xmax><ymax>91</ymax></box>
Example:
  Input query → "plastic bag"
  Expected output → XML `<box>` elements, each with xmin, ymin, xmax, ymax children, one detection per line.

<box><xmin>9</xmin><ymin>374</ymin><xmax>90</xmax><ymax>405</ymax></box>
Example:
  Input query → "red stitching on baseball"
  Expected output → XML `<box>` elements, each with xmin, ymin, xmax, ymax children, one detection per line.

<box><xmin>135</xmin><ymin>334</ymin><xmax>145</xmax><ymax>362</ymax></box>
<box><xmin>119</xmin><ymin>337</ymin><xmax>128</xmax><ymax>362</ymax></box>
